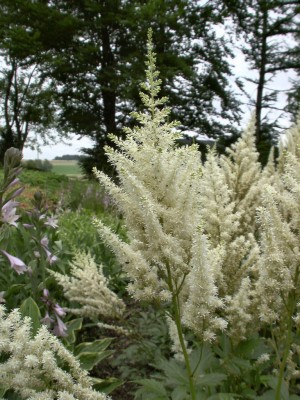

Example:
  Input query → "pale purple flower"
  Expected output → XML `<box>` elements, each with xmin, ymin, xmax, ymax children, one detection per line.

<box><xmin>44</xmin><ymin>248</ymin><xmax>58</xmax><ymax>265</ymax></box>
<box><xmin>40</xmin><ymin>236</ymin><xmax>49</xmax><ymax>248</ymax></box>
<box><xmin>44</xmin><ymin>215</ymin><xmax>58</xmax><ymax>229</ymax></box>
<box><xmin>54</xmin><ymin>303</ymin><xmax>66</xmax><ymax>317</ymax></box>
<box><xmin>0</xmin><ymin>291</ymin><xmax>5</xmax><ymax>303</ymax></box>
<box><xmin>53</xmin><ymin>316</ymin><xmax>68</xmax><ymax>337</ymax></box>
<box><xmin>1</xmin><ymin>250</ymin><xmax>27</xmax><ymax>274</ymax></box>
<box><xmin>41</xmin><ymin>311</ymin><xmax>54</xmax><ymax>327</ymax></box>
<box><xmin>1</xmin><ymin>200</ymin><xmax>19</xmax><ymax>226</ymax></box>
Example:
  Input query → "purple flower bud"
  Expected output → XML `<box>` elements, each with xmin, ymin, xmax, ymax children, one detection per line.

<box><xmin>53</xmin><ymin>316</ymin><xmax>68</xmax><ymax>337</ymax></box>
<box><xmin>43</xmin><ymin>288</ymin><xmax>50</xmax><ymax>298</ymax></box>
<box><xmin>23</xmin><ymin>223</ymin><xmax>35</xmax><ymax>229</ymax></box>
<box><xmin>1</xmin><ymin>250</ymin><xmax>27</xmax><ymax>274</ymax></box>
<box><xmin>6</xmin><ymin>178</ymin><xmax>20</xmax><ymax>189</ymax></box>
<box><xmin>8</xmin><ymin>186</ymin><xmax>24</xmax><ymax>200</ymax></box>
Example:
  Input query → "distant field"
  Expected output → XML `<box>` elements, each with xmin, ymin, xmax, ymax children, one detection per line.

<box><xmin>51</xmin><ymin>160</ymin><xmax>82</xmax><ymax>176</ymax></box>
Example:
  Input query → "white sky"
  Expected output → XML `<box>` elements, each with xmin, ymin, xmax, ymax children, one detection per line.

<box><xmin>23</xmin><ymin>135</ymin><xmax>93</xmax><ymax>160</ymax></box>
<box><xmin>23</xmin><ymin>64</ymin><xmax>296</xmax><ymax>160</ymax></box>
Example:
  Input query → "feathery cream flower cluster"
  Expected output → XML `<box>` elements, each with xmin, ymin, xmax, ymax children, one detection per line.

<box><xmin>0</xmin><ymin>306</ymin><xmax>109</xmax><ymax>400</ymax></box>
<box><xmin>93</xmin><ymin>30</ymin><xmax>225</xmax><ymax>341</ymax></box>
<box><xmin>255</xmin><ymin>118</ymin><xmax>300</xmax><ymax>326</ymax></box>
<box><xmin>92</xmin><ymin>28</ymin><xmax>300</xmax><ymax>348</ymax></box>
<box><xmin>50</xmin><ymin>251</ymin><xmax>125</xmax><ymax>320</ymax></box>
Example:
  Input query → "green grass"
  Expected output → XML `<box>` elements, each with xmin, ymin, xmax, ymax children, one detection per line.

<box><xmin>51</xmin><ymin>160</ymin><xmax>82</xmax><ymax>176</ymax></box>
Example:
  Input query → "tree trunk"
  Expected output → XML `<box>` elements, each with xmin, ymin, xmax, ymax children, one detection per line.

<box><xmin>255</xmin><ymin>1</ymin><xmax>268</xmax><ymax>146</ymax></box>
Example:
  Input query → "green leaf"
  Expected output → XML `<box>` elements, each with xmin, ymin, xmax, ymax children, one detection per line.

<box><xmin>74</xmin><ymin>338</ymin><xmax>113</xmax><ymax>356</ymax></box>
<box><xmin>236</xmin><ymin>337</ymin><xmax>268</xmax><ymax>360</ymax></box>
<box><xmin>1</xmin><ymin>389</ymin><xmax>22</xmax><ymax>399</ymax></box>
<box><xmin>91</xmin><ymin>377</ymin><xmax>123</xmax><ymax>394</ymax></box>
<box><xmin>63</xmin><ymin>318</ymin><xmax>83</xmax><ymax>345</ymax></box>
<box><xmin>171</xmin><ymin>385</ymin><xmax>190</xmax><ymax>400</ymax></box>
<box><xmin>4</xmin><ymin>284</ymin><xmax>25</xmax><ymax>297</ymax></box>
<box><xmin>135</xmin><ymin>379</ymin><xmax>169</xmax><ymax>399</ymax></box>
<box><xmin>207</xmin><ymin>394</ymin><xmax>241</xmax><ymax>400</ymax></box>
<box><xmin>19</xmin><ymin>297</ymin><xmax>41</xmax><ymax>336</ymax></box>
<box><xmin>76</xmin><ymin>350</ymin><xmax>114</xmax><ymax>370</ymax></box>
<box><xmin>257</xmin><ymin>390</ymin><xmax>277</xmax><ymax>399</ymax></box>
<box><xmin>260</xmin><ymin>375</ymin><xmax>289</xmax><ymax>399</ymax></box>
<box><xmin>158</xmin><ymin>359</ymin><xmax>189</xmax><ymax>387</ymax></box>
<box><xmin>195</xmin><ymin>373</ymin><xmax>227</xmax><ymax>387</ymax></box>
<box><xmin>190</xmin><ymin>345</ymin><xmax>217</xmax><ymax>374</ymax></box>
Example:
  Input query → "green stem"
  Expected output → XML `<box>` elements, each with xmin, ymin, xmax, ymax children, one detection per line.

<box><xmin>166</xmin><ymin>264</ymin><xmax>197</xmax><ymax>400</ymax></box>
<box><xmin>275</xmin><ymin>266</ymin><xmax>299</xmax><ymax>399</ymax></box>
<box><xmin>274</xmin><ymin>315</ymin><xmax>292</xmax><ymax>400</ymax></box>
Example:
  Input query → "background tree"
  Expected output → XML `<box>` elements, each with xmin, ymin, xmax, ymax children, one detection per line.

<box><xmin>0</xmin><ymin>0</ymin><xmax>80</xmax><ymax>162</ymax></box>
<box><xmin>0</xmin><ymin>0</ymin><xmax>242</xmax><ymax>173</ymax></box>
<box><xmin>221</xmin><ymin>0</ymin><xmax>300</xmax><ymax>163</ymax></box>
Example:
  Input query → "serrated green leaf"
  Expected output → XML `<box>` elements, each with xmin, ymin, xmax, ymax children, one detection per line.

<box><xmin>190</xmin><ymin>345</ymin><xmax>217</xmax><ymax>374</ymax></box>
<box><xmin>230</xmin><ymin>356</ymin><xmax>252</xmax><ymax>371</ymax></box>
<box><xmin>257</xmin><ymin>390</ymin><xmax>277</xmax><ymax>399</ymax></box>
<box><xmin>207</xmin><ymin>394</ymin><xmax>240</xmax><ymax>400</ymax></box>
<box><xmin>195</xmin><ymin>373</ymin><xmax>227</xmax><ymax>387</ymax></box>
<box><xmin>158</xmin><ymin>359</ymin><xmax>189</xmax><ymax>386</ymax></box>
<box><xmin>171</xmin><ymin>385</ymin><xmax>190</xmax><ymax>400</ymax></box>
<box><xmin>19</xmin><ymin>297</ymin><xmax>41</xmax><ymax>336</ymax></box>
<box><xmin>135</xmin><ymin>379</ymin><xmax>169</xmax><ymax>399</ymax></box>
<box><xmin>260</xmin><ymin>375</ymin><xmax>289</xmax><ymax>399</ymax></box>
<box><xmin>236</xmin><ymin>337</ymin><xmax>268</xmax><ymax>360</ymax></box>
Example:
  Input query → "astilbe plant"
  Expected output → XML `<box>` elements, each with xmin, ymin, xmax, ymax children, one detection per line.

<box><xmin>253</xmin><ymin>118</ymin><xmax>300</xmax><ymax>398</ymax></box>
<box><xmin>0</xmin><ymin>306</ymin><xmax>109</xmax><ymax>400</ymax></box>
<box><xmin>91</xmin><ymin>29</ymin><xmax>300</xmax><ymax>399</ymax></box>
<box><xmin>50</xmin><ymin>250</ymin><xmax>125</xmax><ymax>320</ymax></box>
<box><xmin>199</xmin><ymin>146</ymin><xmax>260</xmax><ymax>341</ymax></box>
<box><xmin>93</xmin><ymin>30</ymin><xmax>226</xmax><ymax>399</ymax></box>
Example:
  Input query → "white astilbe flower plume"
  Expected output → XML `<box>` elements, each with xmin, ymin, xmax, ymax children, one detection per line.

<box><xmin>182</xmin><ymin>234</ymin><xmax>227</xmax><ymax>342</ymax></box>
<box><xmin>199</xmin><ymin>148</ymin><xmax>259</xmax><ymax>296</ymax></box>
<box><xmin>49</xmin><ymin>251</ymin><xmax>125</xmax><ymax>319</ymax></box>
<box><xmin>220</xmin><ymin>118</ymin><xmax>262</xmax><ymax>235</ymax></box>
<box><xmin>0</xmin><ymin>306</ymin><xmax>109</xmax><ymax>400</ymax></box>
<box><xmin>255</xmin><ymin>185</ymin><xmax>299</xmax><ymax>324</ymax></box>
<box><xmin>93</xmin><ymin>30</ymin><xmax>224</xmax><ymax>341</ymax></box>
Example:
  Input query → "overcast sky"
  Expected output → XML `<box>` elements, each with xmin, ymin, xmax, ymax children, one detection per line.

<box><xmin>22</xmin><ymin>37</ymin><xmax>297</xmax><ymax>160</ymax></box>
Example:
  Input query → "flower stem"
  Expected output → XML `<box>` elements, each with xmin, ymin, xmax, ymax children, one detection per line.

<box><xmin>166</xmin><ymin>264</ymin><xmax>197</xmax><ymax>400</ymax></box>
<box><xmin>275</xmin><ymin>266</ymin><xmax>299</xmax><ymax>399</ymax></box>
